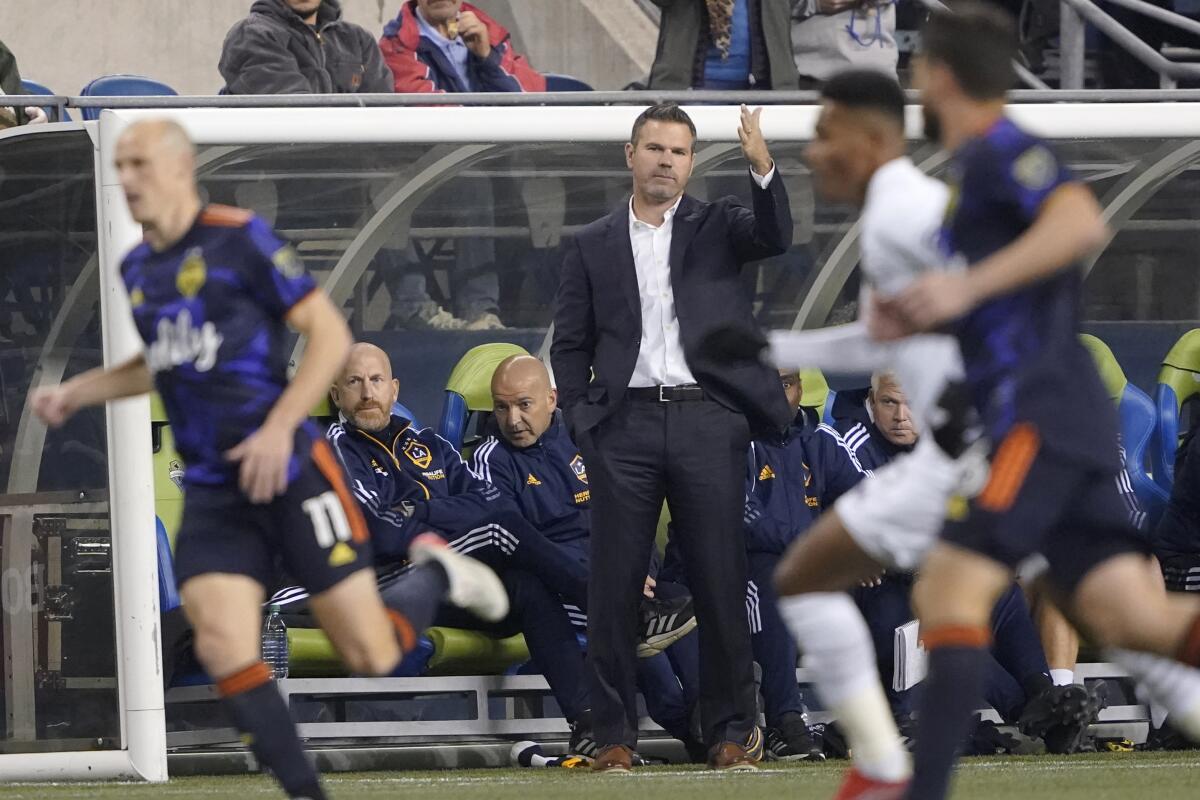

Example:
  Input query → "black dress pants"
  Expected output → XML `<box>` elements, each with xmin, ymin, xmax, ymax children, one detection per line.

<box><xmin>578</xmin><ymin>397</ymin><xmax>756</xmax><ymax>749</ymax></box>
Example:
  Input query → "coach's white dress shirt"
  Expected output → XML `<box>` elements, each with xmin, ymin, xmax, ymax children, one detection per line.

<box><xmin>627</xmin><ymin>166</ymin><xmax>776</xmax><ymax>388</ymax></box>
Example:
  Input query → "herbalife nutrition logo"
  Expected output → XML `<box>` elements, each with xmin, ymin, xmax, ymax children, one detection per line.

<box><xmin>146</xmin><ymin>309</ymin><xmax>223</xmax><ymax>373</ymax></box>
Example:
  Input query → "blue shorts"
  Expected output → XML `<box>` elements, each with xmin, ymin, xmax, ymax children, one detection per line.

<box><xmin>174</xmin><ymin>439</ymin><xmax>374</xmax><ymax>595</ymax></box>
<box><xmin>942</xmin><ymin>425</ymin><xmax>1148</xmax><ymax>594</ymax></box>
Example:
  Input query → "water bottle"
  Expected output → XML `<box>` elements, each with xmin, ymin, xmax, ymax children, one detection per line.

<box><xmin>262</xmin><ymin>604</ymin><xmax>289</xmax><ymax>679</ymax></box>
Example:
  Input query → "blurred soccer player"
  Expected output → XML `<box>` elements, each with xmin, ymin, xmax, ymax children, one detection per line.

<box><xmin>31</xmin><ymin>119</ymin><xmax>506</xmax><ymax>800</ymax></box>
<box><xmin>882</xmin><ymin>5</ymin><xmax>1200</xmax><ymax>798</ymax></box>
<box><xmin>701</xmin><ymin>69</ymin><xmax>963</xmax><ymax>799</ymax></box>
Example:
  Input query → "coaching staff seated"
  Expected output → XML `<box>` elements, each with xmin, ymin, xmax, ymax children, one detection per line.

<box><xmin>551</xmin><ymin>102</ymin><xmax>793</xmax><ymax>772</ymax></box>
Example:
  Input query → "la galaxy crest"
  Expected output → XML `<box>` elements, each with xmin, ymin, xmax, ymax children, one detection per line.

<box><xmin>176</xmin><ymin>248</ymin><xmax>207</xmax><ymax>298</ymax></box>
<box><xmin>403</xmin><ymin>439</ymin><xmax>433</xmax><ymax>469</ymax></box>
<box><xmin>570</xmin><ymin>454</ymin><xmax>588</xmax><ymax>484</ymax></box>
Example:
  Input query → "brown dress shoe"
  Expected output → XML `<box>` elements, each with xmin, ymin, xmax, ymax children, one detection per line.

<box><xmin>708</xmin><ymin>740</ymin><xmax>761</xmax><ymax>772</ymax></box>
<box><xmin>591</xmin><ymin>744</ymin><xmax>635</xmax><ymax>774</ymax></box>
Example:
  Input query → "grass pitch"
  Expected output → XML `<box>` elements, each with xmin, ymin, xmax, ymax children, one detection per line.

<box><xmin>0</xmin><ymin>752</ymin><xmax>1195</xmax><ymax>799</ymax></box>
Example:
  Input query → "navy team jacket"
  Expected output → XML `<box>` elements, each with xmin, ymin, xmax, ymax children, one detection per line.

<box><xmin>327</xmin><ymin>413</ymin><xmax>504</xmax><ymax>558</ymax></box>
<box><xmin>744</xmin><ymin>418</ymin><xmax>867</xmax><ymax>554</ymax></box>
<box><xmin>471</xmin><ymin>415</ymin><xmax>590</xmax><ymax>545</ymax></box>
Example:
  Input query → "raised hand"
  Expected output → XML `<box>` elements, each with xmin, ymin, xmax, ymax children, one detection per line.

<box><xmin>737</xmin><ymin>105</ymin><xmax>774</xmax><ymax>177</ymax></box>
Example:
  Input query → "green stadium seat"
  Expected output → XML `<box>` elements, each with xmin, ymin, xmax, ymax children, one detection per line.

<box><xmin>1079</xmin><ymin>334</ymin><xmax>1169</xmax><ymax>525</ymax></box>
<box><xmin>1153</xmin><ymin>329</ymin><xmax>1200</xmax><ymax>491</ymax></box>
<box><xmin>438</xmin><ymin>342</ymin><xmax>530</xmax><ymax>451</ymax></box>
<box><xmin>286</xmin><ymin>626</ymin><xmax>529</xmax><ymax>678</ymax></box>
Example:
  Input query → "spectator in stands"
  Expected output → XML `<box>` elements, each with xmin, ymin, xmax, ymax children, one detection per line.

<box><xmin>0</xmin><ymin>38</ymin><xmax>47</xmax><ymax>128</ymax></box>
<box><xmin>476</xmin><ymin>354</ymin><xmax>707</xmax><ymax>760</ymax></box>
<box><xmin>376</xmin><ymin>1</ymin><xmax>541</xmax><ymax>331</ymax></box>
<box><xmin>379</xmin><ymin>0</ymin><xmax>545</xmax><ymax>93</ymax></box>
<box><xmin>789</xmin><ymin>0</ymin><xmax>898</xmax><ymax>88</ymax></box>
<box><xmin>647</xmin><ymin>0</ymin><xmax>798</xmax><ymax>89</ymax></box>
<box><xmin>219</xmin><ymin>0</ymin><xmax>392</xmax><ymax>94</ymax></box>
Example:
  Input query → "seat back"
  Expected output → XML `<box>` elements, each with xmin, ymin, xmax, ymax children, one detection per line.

<box><xmin>799</xmin><ymin>367</ymin><xmax>831</xmax><ymax>424</ymax></box>
<box><xmin>543</xmin><ymin>73</ymin><xmax>593</xmax><ymax>92</ymax></box>
<box><xmin>438</xmin><ymin>343</ymin><xmax>530</xmax><ymax>450</ymax></box>
<box><xmin>1079</xmin><ymin>334</ymin><xmax>1169</xmax><ymax>524</ymax></box>
<box><xmin>19</xmin><ymin>79</ymin><xmax>69</xmax><ymax>121</ymax></box>
<box><xmin>1154</xmin><ymin>329</ymin><xmax>1200</xmax><ymax>490</ymax></box>
<box><xmin>150</xmin><ymin>393</ymin><xmax>184</xmax><ymax>546</ymax></box>
<box><xmin>156</xmin><ymin>517</ymin><xmax>181</xmax><ymax>612</ymax></box>
<box><xmin>79</xmin><ymin>74</ymin><xmax>178</xmax><ymax>120</ymax></box>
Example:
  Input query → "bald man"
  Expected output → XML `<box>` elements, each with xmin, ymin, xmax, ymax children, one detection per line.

<box><xmin>31</xmin><ymin>120</ymin><xmax>506</xmax><ymax>800</ymax></box>
<box><xmin>319</xmin><ymin>348</ymin><xmax>695</xmax><ymax>757</ymax></box>
<box><xmin>476</xmin><ymin>355</ymin><xmax>704</xmax><ymax>759</ymax></box>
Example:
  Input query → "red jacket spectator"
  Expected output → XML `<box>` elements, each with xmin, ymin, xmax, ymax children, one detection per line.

<box><xmin>380</xmin><ymin>1</ymin><xmax>545</xmax><ymax>93</ymax></box>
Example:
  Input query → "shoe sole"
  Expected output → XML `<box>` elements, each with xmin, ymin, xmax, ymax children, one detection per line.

<box><xmin>592</xmin><ymin>766</ymin><xmax>634</xmax><ymax>775</ymax></box>
<box><xmin>766</xmin><ymin>751</ymin><xmax>826</xmax><ymax>762</ymax></box>
<box><xmin>636</xmin><ymin>615</ymin><xmax>698</xmax><ymax>658</ymax></box>
<box><xmin>410</xmin><ymin>535</ymin><xmax>509</xmax><ymax>622</ymax></box>
<box><xmin>711</xmin><ymin>762</ymin><xmax>759</xmax><ymax>772</ymax></box>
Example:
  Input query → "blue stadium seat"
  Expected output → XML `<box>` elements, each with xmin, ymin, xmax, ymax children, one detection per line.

<box><xmin>543</xmin><ymin>73</ymin><xmax>593</xmax><ymax>92</ymax></box>
<box><xmin>822</xmin><ymin>389</ymin><xmax>838</xmax><ymax>426</ymax></box>
<box><xmin>1153</xmin><ymin>328</ymin><xmax>1200</xmax><ymax>491</ymax></box>
<box><xmin>1079</xmin><ymin>334</ymin><xmax>1169</xmax><ymax>525</ymax></box>
<box><xmin>79</xmin><ymin>74</ymin><xmax>178</xmax><ymax>120</ymax></box>
<box><xmin>439</xmin><ymin>343</ymin><xmax>529</xmax><ymax>451</ymax></box>
<box><xmin>392</xmin><ymin>400</ymin><xmax>420</xmax><ymax>428</ymax></box>
<box><xmin>156</xmin><ymin>516</ymin><xmax>181</xmax><ymax>613</ymax></box>
<box><xmin>19</xmin><ymin>78</ymin><xmax>70</xmax><ymax>121</ymax></box>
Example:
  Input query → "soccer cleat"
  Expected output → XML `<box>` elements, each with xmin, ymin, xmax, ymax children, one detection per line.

<box><xmin>765</xmin><ymin>713</ymin><xmax>826</xmax><ymax>761</ymax></box>
<box><xmin>637</xmin><ymin>594</ymin><xmax>698</xmax><ymax>657</ymax></box>
<box><xmin>409</xmin><ymin>533</ymin><xmax>509</xmax><ymax>622</ymax></box>
<box><xmin>831</xmin><ymin>768</ymin><xmax>910</xmax><ymax>800</ymax></box>
<box><xmin>1019</xmin><ymin>681</ymin><xmax>1107</xmax><ymax>754</ymax></box>
<box><xmin>568</xmin><ymin>715</ymin><xmax>600</xmax><ymax>760</ymax></box>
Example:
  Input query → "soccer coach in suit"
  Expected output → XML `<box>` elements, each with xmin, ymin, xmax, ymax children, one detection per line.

<box><xmin>551</xmin><ymin>103</ymin><xmax>793</xmax><ymax>772</ymax></box>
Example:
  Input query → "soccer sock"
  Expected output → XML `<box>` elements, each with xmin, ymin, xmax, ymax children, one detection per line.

<box><xmin>217</xmin><ymin>662</ymin><xmax>326</xmax><ymax>800</ymax></box>
<box><xmin>1109</xmin><ymin>648</ymin><xmax>1200</xmax><ymax>741</ymax></box>
<box><xmin>1049</xmin><ymin>669</ymin><xmax>1075</xmax><ymax>686</ymax></box>
<box><xmin>379</xmin><ymin>562</ymin><xmax>449</xmax><ymax>638</ymax></box>
<box><xmin>778</xmin><ymin>593</ymin><xmax>910</xmax><ymax>782</ymax></box>
<box><xmin>909</xmin><ymin>625</ymin><xmax>991</xmax><ymax>800</ymax></box>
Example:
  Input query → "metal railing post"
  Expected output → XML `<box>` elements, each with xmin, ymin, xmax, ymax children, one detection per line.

<box><xmin>1062</xmin><ymin>0</ymin><xmax>1088</xmax><ymax>89</ymax></box>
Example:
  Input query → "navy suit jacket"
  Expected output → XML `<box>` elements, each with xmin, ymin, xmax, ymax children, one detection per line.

<box><xmin>550</xmin><ymin>172</ymin><xmax>794</xmax><ymax>437</ymax></box>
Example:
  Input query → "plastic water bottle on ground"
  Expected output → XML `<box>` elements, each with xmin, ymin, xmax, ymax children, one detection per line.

<box><xmin>262</xmin><ymin>604</ymin><xmax>289</xmax><ymax>679</ymax></box>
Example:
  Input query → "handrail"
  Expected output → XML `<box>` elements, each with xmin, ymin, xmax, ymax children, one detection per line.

<box><xmin>1059</xmin><ymin>0</ymin><xmax>1200</xmax><ymax>88</ymax></box>
<box><xmin>1101</xmin><ymin>0</ymin><xmax>1200</xmax><ymax>38</ymax></box>
<box><xmin>915</xmin><ymin>0</ymin><xmax>1051</xmax><ymax>89</ymax></box>
<box><xmin>8</xmin><ymin>89</ymin><xmax>1200</xmax><ymax>118</ymax></box>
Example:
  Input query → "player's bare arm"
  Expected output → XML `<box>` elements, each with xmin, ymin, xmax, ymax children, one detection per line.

<box><xmin>885</xmin><ymin>183</ymin><xmax>1107</xmax><ymax>334</ymax></box>
<box><xmin>31</xmin><ymin>354</ymin><xmax>154</xmax><ymax>429</ymax></box>
<box><xmin>224</xmin><ymin>290</ymin><xmax>352</xmax><ymax>503</ymax></box>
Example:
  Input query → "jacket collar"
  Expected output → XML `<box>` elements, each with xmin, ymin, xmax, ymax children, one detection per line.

<box><xmin>343</xmin><ymin>413</ymin><xmax>412</xmax><ymax>454</ymax></box>
<box><xmin>384</xmin><ymin>0</ymin><xmax>510</xmax><ymax>48</ymax></box>
<box><xmin>609</xmin><ymin>192</ymin><xmax>704</xmax><ymax>320</ymax></box>
<box><xmin>504</xmin><ymin>411</ymin><xmax>566</xmax><ymax>452</ymax></box>
<box><xmin>253</xmin><ymin>0</ymin><xmax>343</xmax><ymax>29</ymax></box>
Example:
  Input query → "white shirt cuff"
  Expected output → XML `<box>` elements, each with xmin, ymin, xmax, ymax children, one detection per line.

<box><xmin>750</xmin><ymin>164</ymin><xmax>775</xmax><ymax>189</ymax></box>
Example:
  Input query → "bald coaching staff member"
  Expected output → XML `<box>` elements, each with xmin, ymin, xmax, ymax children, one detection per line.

<box><xmin>551</xmin><ymin>103</ymin><xmax>793</xmax><ymax>772</ymax></box>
